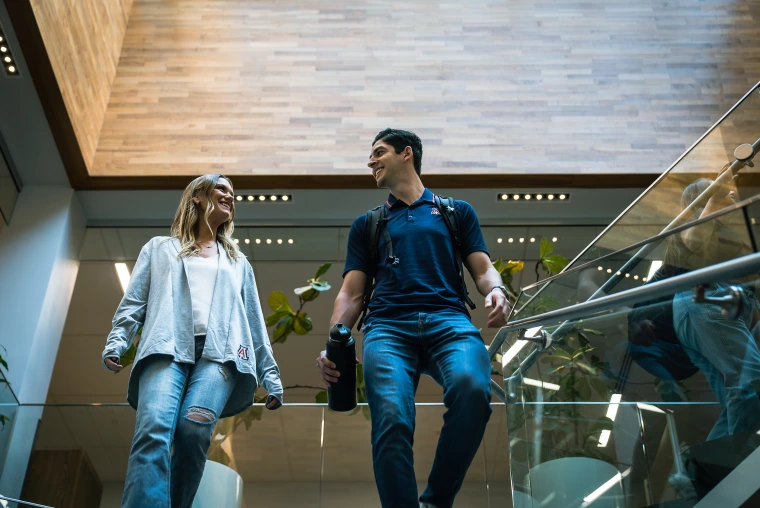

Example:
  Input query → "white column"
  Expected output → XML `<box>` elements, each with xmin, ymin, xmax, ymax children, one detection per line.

<box><xmin>0</xmin><ymin>186</ymin><xmax>85</xmax><ymax>497</ymax></box>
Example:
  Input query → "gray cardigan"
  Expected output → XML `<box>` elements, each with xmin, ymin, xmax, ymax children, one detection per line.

<box><xmin>102</xmin><ymin>237</ymin><xmax>283</xmax><ymax>418</ymax></box>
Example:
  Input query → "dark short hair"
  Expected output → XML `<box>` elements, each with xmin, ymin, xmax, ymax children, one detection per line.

<box><xmin>372</xmin><ymin>128</ymin><xmax>423</xmax><ymax>176</ymax></box>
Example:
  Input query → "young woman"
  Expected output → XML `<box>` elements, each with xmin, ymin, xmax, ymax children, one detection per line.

<box><xmin>102</xmin><ymin>174</ymin><xmax>283</xmax><ymax>508</ymax></box>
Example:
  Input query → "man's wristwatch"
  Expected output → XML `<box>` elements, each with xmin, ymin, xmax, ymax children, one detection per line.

<box><xmin>490</xmin><ymin>285</ymin><xmax>509</xmax><ymax>298</ymax></box>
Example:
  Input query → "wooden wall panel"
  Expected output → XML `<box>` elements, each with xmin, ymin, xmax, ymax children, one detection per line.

<box><xmin>30</xmin><ymin>0</ymin><xmax>133</xmax><ymax>169</ymax></box>
<box><xmin>89</xmin><ymin>0</ymin><xmax>760</xmax><ymax>184</ymax></box>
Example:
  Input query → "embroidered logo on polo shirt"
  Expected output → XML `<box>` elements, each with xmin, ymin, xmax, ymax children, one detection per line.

<box><xmin>431</xmin><ymin>208</ymin><xmax>440</xmax><ymax>215</ymax></box>
<box><xmin>237</xmin><ymin>345</ymin><xmax>249</xmax><ymax>361</ymax></box>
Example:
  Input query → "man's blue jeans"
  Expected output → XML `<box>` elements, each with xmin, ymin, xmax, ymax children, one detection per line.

<box><xmin>673</xmin><ymin>285</ymin><xmax>760</xmax><ymax>440</ymax></box>
<box><xmin>121</xmin><ymin>354</ymin><xmax>237</xmax><ymax>508</ymax></box>
<box><xmin>362</xmin><ymin>311</ymin><xmax>493</xmax><ymax>508</ymax></box>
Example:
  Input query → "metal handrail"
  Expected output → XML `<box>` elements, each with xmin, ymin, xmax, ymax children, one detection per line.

<box><xmin>488</xmin><ymin>251</ymin><xmax>760</xmax><ymax>361</ymax></box>
<box><xmin>0</xmin><ymin>494</ymin><xmax>54</xmax><ymax>508</ymax></box>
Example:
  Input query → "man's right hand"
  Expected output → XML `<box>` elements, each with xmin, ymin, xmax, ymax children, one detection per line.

<box><xmin>316</xmin><ymin>350</ymin><xmax>340</xmax><ymax>387</ymax></box>
<box><xmin>105</xmin><ymin>357</ymin><xmax>124</xmax><ymax>372</ymax></box>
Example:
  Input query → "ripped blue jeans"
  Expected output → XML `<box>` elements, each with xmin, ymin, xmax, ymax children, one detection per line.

<box><xmin>121</xmin><ymin>352</ymin><xmax>237</xmax><ymax>508</ymax></box>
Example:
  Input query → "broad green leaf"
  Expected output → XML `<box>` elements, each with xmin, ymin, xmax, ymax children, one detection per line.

<box><xmin>301</xmin><ymin>288</ymin><xmax>320</xmax><ymax>302</ymax></box>
<box><xmin>0</xmin><ymin>414</ymin><xmax>8</xmax><ymax>428</ymax></box>
<box><xmin>539</xmin><ymin>238</ymin><xmax>554</xmax><ymax>259</ymax></box>
<box><xmin>293</xmin><ymin>314</ymin><xmax>313</xmax><ymax>335</ymax></box>
<box><xmin>0</xmin><ymin>354</ymin><xmax>7</xmax><ymax>372</ymax></box>
<box><xmin>571</xmin><ymin>346</ymin><xmax>595</xmax><ymax>360</ymax></box>
<box><xmin>581</xmin><ymin>327</ymin><xmax>604</xmax><ymax>336</ymax></box>
<box><xmin>576</xmin><ymin>361</ymin><xmax>598</xmax><ymax>375</ymax></box>
<box><xmin>266</xmin><ymin>309</ymin><xmax>291</xmax><ymax>327</ymax></box>
<box><xmin>314</xmin><ymin>262</ymin><xmax>332</xmax><ymax>280</ymax></box>
<box><xmin>315</xmin><ymin>390</ymin><xmax>328</xmax><ymax>403</ymax></box>
<box><xmin>542</xmin><ymin>254</ymin><xmax>569</xmax><ymax>276</ymax></box>
<box><xmin>552</xmin><ymin>348</ymin><xmax>573</xmax><ymax>360</ymax></box>
<box><xmin>268</xmin><ymin>291</ymin><xmax>291</xmax><ymax>313</ymax></box>
<box><xmin>546</xmin><ymin>364</ymin><xmax>566</xmax><ymax>375</ymax></box>
<box><xmin>273</xmin><ymin>316</ymin><xmax>294</xmax><ymax>343</ymax></box>
<box><xmin>362</xmin><ymin>406</ymin><xmax>372</xmax><ymax>421</ymax></box>
<box><xmin>501</xmin><ymin>260</ymin><xmax>525</xmax><ymax>275</ymax></box>
<box><xmin>118</xmin><ymin>343</ymin><xmax>138</xmax><ymax>370</ymax></box>
<box><xmin>238</xmin><ymin>406</ymin><xmax>263</xmax><ymax>429</ymax></box>
<box><xmin>492</xmin><ymin>259</ymin><xmax>504</xmax><ymax>272</ymax></box>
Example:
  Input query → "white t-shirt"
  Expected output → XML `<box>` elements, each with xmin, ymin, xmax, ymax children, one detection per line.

<box><xmin>185</xmin><ymin>254</ymin><xmax>219</xmax><ymax>335</ymax></box>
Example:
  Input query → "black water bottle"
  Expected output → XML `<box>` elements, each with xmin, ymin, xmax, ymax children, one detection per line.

<box><xmin>326</xmin><ymin>323</ymin><xmax>357</xmax><ymax>412</ymax></box>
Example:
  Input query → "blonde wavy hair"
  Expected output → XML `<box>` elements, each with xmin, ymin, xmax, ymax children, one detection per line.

<box><xmin>171</xmin><ymin>174</ymin><xmax>240</xmax><ymax>260</ymax></box>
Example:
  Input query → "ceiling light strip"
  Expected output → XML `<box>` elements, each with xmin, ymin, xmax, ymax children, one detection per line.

<box><xmin>497</xmin><ymin>193</ymin><xmax>569</xmax><ymax>202</ymax></box>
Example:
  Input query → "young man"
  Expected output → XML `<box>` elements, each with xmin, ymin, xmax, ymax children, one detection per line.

<box><xmin>316</xmin><ymin>128</ymin><xmax>510</xmax><ymax>508</ymax></box>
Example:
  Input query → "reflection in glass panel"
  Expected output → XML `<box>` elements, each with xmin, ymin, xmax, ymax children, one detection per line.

<box><xmin>18</xmin><ymin>403</ymin><xmax>509</xmax><ymax>507</ymax></box>
<box><xmin>513</xmin><ymin>206</ymin><xmax>755</xmax><ymax>321</ymax></box>
<box><xmin>503</xmin><ymin>260</ymin><xmax>760</xmax><ymax>506</ymax></box>
<box><xmin>568</xmin><ymin>84</ymin><xmax>760</xmax><ymax>267</ymax></box>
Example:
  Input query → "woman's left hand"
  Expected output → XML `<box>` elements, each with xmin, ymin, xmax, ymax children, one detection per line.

<box><xmin>265</xmin><ymin>394</ymin><xmax>282</xmax><ymax>410</ymax></box>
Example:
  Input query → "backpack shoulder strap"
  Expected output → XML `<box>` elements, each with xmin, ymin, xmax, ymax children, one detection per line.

<box><xmin>358</xmin><ymin>205</ymin><xmax>386</xmax><ymax>331</ymax></box>
<box><xmin>435</xmin><ymin>195</ymin><xmax>476</xmax><ymax>310</ymax></box>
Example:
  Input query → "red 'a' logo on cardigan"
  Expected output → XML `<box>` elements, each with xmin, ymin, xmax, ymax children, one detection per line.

<box><xmin>237</xmin><ymin>345</ymin><xmax>249</xmax><ymax>361</ymax></box>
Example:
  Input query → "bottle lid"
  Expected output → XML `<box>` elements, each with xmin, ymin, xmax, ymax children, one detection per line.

<box><xmin>329</xmin><ymin>323</ymin><xmax>352</xmax><ymax>344</ymax></box>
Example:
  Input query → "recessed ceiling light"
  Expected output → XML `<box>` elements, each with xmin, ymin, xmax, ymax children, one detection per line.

<box><xmin>288</xmin><ymin>239</ymin><xmax>294</xmax><ymax>244</ymax></box>
<box><xmin>234</xmin><ymin>239</ymin><xmax>239</xmax><ymax>244</ymax></box>
<box><xmin>266</xmin><ymin>239</ymin><xmax>272</xmax><ymax>244</ymax></box>
<box><xmin>552</xmin><ymin>237</ymin><xmax>558</xmax><ymax>242</ymax></box>
<box><xmin>255</xmin><ymin>239</ymin><xmax>261</xmax><ymax>244</ymax></box>
<box><xmin>247</xmin><ymin>195</ymin><xmax>254</xmax><ymax>201</ymax></box>
<box><xmin>508</xmin><ymin>238</ymin><xmax>513</xmax><ymax>243</ymax></box>
<box><xmin>0</xmin><ymin>47</ymin><xmax>7</xmax><ymax>53</ymax></box>
<box><xmin>536</xmin><ymin>194</ymin><xmax>543</xmax><ymax>200</ymax></box>
<box><xmin>244</xmin><ymin>238</ymin><xmax>250</xmax><ymax>244</ymax></box>
<box><xmin>497</xmin><ymin>238</ymin><xmax>503</xmax><ymax>243</ymax></box>
<box><xmin>519</xmin><ymin>238</ymin><xmax>524</xmax><ymax>243</ymax></box>
<box><xmin>271</xmin><ymin>195</ymin><xmax>277</xmax><ymax>201</ymax></box>
<box><xmin>512</xmin><ymin>194</ymin><xmax>520</xmax><ymax>200</ymax></box>
<box><xmin>634</xmin><ymin>275</ymin><xmax>639</xmax><ymax>280</ymax></box>
<box><xmin>7</xmin><ymin>66</ymin><xmax>15</xmax><ymax>73</ymax></box>
<box><xmin>236</xmin><ymin>196</ymin><xmax>243</xmax><ymax>201</ymax></box>
<box><xmin>524</xmin><ymin>194</ymin><xmax>531</xmax><ymax>200</ymax></box>
<box><xmin>282</xmin><ymin>195</ymin><xmax>289</xmax><ymax>201</ymax></box>
<box><xmin>598</xmin><ymin>266</ymin><xmax>603</xmax><ymax>271</ymax></box>
<box><xmin>277</xmin><ymin>239</ymin><xmax>282</xmax><ymax>244</ymax></box>
<box><xmin>3</xmin><ymin>57</ymin><xmax>9</xmax><ymax>63</ymax></box>
<box><xmin>259</xmin><ymin>195</ymin><xmax>266</xmax><ymax>201</ymax></box>
<box><xmin>606</xmin><ymin>268</ymin><xmax>612</xmax><ymax>273</ymax></box>
<box><xmin>500</xmin><ymin>194</ymin><xmax>508</xmax><ymax>201</ymax></box>
<box><xmin>547</xmin><ymin>194</ymin><xmax>555</xmax><ymax>200</ymax></box>
<box><xmin>559</xmin><ymin>194</ymin><xmax>567</xmax><ymax>200</ymax></box>
<box><xmin>530</xmin><ymin>237</ymin><xmax>535</xmax><ymax>242</ymax></box>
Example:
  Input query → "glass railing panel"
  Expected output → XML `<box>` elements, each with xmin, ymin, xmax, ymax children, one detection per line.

<box><xmin>17</xmin><ymin>403</ymin><xmax>509</xmax><ymax>507</ymax></box>
<box><xmin>564</xmin><ymin>83</ymin><xmax>760</xmax><ymax>269</ymax></box>
<box><xmin>502</xmin><ymin>260</ymin><xmax>760</xmax><ymax>506</ymax></box>
<box><xmin>512</xmin><ymin>204</ymin><xmax>755</xmax><ymax>321</ymax></box>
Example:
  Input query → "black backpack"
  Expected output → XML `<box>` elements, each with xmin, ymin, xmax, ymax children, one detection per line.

<box><xmin>356</xmin><ymin>195</ymin><xmax>476</xmax><ymax>330</ymax></box>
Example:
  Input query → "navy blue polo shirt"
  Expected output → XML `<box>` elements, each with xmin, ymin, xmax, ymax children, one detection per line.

<box><xmin>344</xmin><ymin>188</ymin><xmax>488</xmax><ymax>325</ymax></box>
